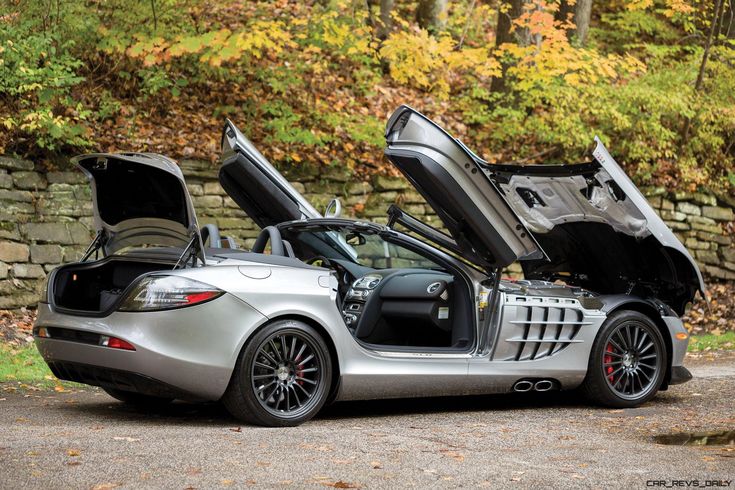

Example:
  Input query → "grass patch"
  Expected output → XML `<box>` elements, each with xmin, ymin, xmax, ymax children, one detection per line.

<box><xmin>688</xmin><ymin>332</ymin><xmax>735</xmax><ymax>352</ymax></box>
<box><xmin>0</xmin><ymin>342</ymin><xmax>83</xmax><ymax>390</ymax></box>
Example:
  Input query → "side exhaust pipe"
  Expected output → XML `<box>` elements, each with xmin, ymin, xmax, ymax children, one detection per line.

<box><xmin>534</xmin><ymin>380</ymin><xmax>554</xmax><ymax>392</ymax></box>
<box><xmin>513</xmin><ymin>380</ymin><xmax>534</xmax><ymax>392</ymax></box>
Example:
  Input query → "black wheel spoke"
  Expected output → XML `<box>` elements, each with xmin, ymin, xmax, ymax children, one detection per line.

<box><xmin>639</xmin><ymin>341</ymin><xmax>655</xmax><ymax>355</ymax></box>
<box><xmin>295</xmin><ymin>343</ymin><xmax>307</xmax><ymax>361</ymax></box>
<box><xmin>615</xmin><ymin>330</ymin><xmax>628</xmax><ymax>350</ymax></box>
<box><xmin>256</xmin><ymin>380</ymin><xmax>276</xmax><ymax>393</ymax></box>
<box><xmin>255</xmin><ymin>361</ymin><xmax>276</xmax><ymax>371</ymax></box>
<box><xmin>636</xmin><ymin>331</ymin><xmax>649</xmax><ymax>351</ymax></box>
<box><xmin>299</xmin><ymin>354</ymin><xmax>315</xmax><ymax>365</ymax></box>
<box><xmin>290</xmin><ymin>385</ymin><xmax>302</xmax><ymax>408</ymax></box>
<box><xmin>263</xmin><ymin>383</ymin><xmax>279</xmax><ymax>401</ymax></box>
<box><xmin>280</xmin><ymin>335</ymin><xmax>288</xmax><ymax>361</ymax></box>
<box><xmin>269</xmin><ymin>340</ymin><xmax>283</xmax><ymax>362</ymax></box>
<box><xmin>608</xmin><ymin>337</ymin><xmax>625</xmax><ymax>353</ymax></box>
<box><xmin>289</xmin><ymin>337</ymin><xmax>297</xmax><ymax>359</ymax></box>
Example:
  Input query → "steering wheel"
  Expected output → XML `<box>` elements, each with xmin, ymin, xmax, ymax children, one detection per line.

<box><xmin>251</xmin><ymin>226</ymin><xmax>286</xmax><ymax>256</ymax></box>
<box><xmin>306</xmin><ymin>255</ymin><xmax>333</xmax><ymax>268</ymax></box>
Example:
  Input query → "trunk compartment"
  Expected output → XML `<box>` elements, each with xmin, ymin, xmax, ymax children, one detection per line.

<box><xmin>51</xmin><ymin>257</ymin><xmax>174</xmax><ymax>314</ymax></box>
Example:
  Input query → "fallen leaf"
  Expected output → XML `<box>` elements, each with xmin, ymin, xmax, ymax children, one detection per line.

<box><xmin>323</xmin><ymin>481</ymin><xmax>358</xmax><ymax>489</ymax></box>
<box><xmin>439</xmin><ymin>449</ymin><xmax>464</xmax><ymax>462</ymax></box>
<box><xmin>229</xmin><ymin>427</ymin><xmax>242</xmax><ymax>433</ymax></box>
<box><xmin>91</xmin><ymin>484</ymin><xmax>120</xmax><ymax>490</ymax></box>
<box><xmin>67</xmin><ymin>449</ymin><xmax>80</xmax><ymax>457</ymax></box>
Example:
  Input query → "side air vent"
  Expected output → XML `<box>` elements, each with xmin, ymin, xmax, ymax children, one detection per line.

<box><xmin>494</xmin><ymin>296</ymin><xmax>593</xmax><ymax>361</ymax></box>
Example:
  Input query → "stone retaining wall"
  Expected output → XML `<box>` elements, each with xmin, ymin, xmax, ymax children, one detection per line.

<box><xmin>1</xmin><ymin>155</ymin><xmax>733</xmax><ymax>309</ymax></box>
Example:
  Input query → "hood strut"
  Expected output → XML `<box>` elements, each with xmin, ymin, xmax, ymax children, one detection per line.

<box><xmin>81</xmin><ymin>231</ymin><xmax>108</xmax><ymax>262</ymax></box>
<box><xmin>174</xmin><ymin>234</ymin><xmax>205</xmax><ymax>269</ymax></box>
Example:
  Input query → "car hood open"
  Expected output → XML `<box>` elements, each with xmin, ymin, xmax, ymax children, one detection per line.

<box><xmin>384</xmin><ymin>105</ymin><xmax>704</xmax><ymax>314</ymax></box>
<box><xmin>73</xmin><ymin>153</ymin><xmax>200</xmax><ymax>256</ymax></box>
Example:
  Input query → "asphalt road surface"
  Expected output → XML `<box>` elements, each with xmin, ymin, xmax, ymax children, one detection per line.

<box><xmin>1</xmin><ymin>354</ymin><xmax>733</xmax><ymax>489</ymax></box>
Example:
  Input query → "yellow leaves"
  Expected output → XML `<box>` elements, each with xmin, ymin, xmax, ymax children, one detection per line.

<box><xmin>662</xmin><ymin>0</ymin><xmax>695</xmax><ymax>18</ymax></box>
<box><xmin>626</xmin><ymin>0</ymin><xmax>693</xmax><ymax>18</ymax></box>
<box><xmin>626</xmin><ymin>0</ymin><xmax>654</xmax><ymax>10</ymax></box>
<box><xmin>380</xmin><ymin>30</ymin><xmax>499</xmax><ymax>98</ymax></box>
<box><xmin>126</xmin><ymin>21</ymin><xmax>293</xmax><ymax>68</ymax></box>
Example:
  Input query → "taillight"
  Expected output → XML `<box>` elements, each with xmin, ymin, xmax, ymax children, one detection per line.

<box><xmin>118</xmin><ymin>275</ymin><xmax>224</xmax><ymax>312</ymax></box>
<box><xmin>100</xmin><ymin>335</ymin><xmax>136</xmax><ymax>351</ymax></box>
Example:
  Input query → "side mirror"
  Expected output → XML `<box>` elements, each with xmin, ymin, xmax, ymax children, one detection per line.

<box><xmin>325</xmin><ymin>198</ymin><xmax>342</xmax><ymax>218</ymax></box>
<box><xmin>345</xmin><ymin>232</ymin><xmax>366</xmax><ymax>246</ymax></box>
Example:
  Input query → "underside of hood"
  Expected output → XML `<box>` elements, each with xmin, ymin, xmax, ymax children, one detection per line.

<box><xmin>486</xmin><ymin>141</ymin><xmax>705</xmax><ymax>315</ymax></box>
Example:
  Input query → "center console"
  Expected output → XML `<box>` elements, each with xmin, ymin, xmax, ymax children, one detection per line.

<box><xmin>342</xmin><ymin>274</ymin><xmax>382</xmax><ymax>328</ymax></box>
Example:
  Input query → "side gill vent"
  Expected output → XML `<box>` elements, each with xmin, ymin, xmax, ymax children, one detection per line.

<box><xmin>501</xmin><ymin>297</ymin><xmax>591</xmax><ymax>361</ymax></box>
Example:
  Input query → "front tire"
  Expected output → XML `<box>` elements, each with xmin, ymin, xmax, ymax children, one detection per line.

<box><xmin>581</xmin><ymin>310</ymin><xmax>667</xmax><ymax>408</ymax></box>
<box><xmin>222</xmin><ymin>320</ymin><xmax>333</xmax><ymax>427</ymax></box>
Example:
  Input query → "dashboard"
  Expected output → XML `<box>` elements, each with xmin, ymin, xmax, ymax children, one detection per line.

<box><xmin>341</xmin><ymin>268</ymin><xmax>454</xmax><ymax>333</ymax></box>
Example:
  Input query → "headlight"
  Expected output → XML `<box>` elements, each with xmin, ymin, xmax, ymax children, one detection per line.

<box><xmin>118</xmin><ymin>275</ymin><xmax>224</xmax><ymax>312</ymax></box>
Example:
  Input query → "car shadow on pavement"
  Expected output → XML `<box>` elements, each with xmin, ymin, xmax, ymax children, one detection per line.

<box><xmin>318</xmin><ymin>391</ymin><xmax>588</xmax><ymax>421</ymax></box>
<box><xmin>54</xmin><ymin>387</ymin><xmax>686</xmax><ymax>426</ymax></box>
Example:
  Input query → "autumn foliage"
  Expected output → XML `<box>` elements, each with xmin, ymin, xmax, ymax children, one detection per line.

<box><xmin>1</xmin><ymin>0</ymin><xmax>734</xmax><ymax>191</ymax></box>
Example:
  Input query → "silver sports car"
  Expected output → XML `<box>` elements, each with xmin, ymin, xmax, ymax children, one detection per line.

<box><xmin>34</xmin><ymin>106</ymin><xmax>703</xmax><ymax>426</ymax></box>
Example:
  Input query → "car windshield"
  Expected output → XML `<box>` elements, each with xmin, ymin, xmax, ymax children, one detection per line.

<box><xmin>281</xmin><ymin>224</ymin><xmax>442</xmax><ymax>270</ymax></box>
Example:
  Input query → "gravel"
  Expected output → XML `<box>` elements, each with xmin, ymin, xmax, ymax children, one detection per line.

<box><xmin>0</xmin><ymin>357</ymin><xmax>733</xmax><ymax>489</ymax></box>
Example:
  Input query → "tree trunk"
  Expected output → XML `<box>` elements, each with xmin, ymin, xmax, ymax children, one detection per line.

<box><xmin>555</xmin><ymin>0</ymin><xmax>592</xmax><ymax>44</ymax></box>
<box><xmin>416</xmin><ymin>0</ymin><xmax>449</xmax><ymax>33</ymax></box>
<box><xmin>378</xmin><ymin>0</ymin><xmax>394</xmax><ymax>39</ymax></box>
<box><xmin>680</xmin><ymin>0</ymin><xmax>725</xmax><ymax>147</ymax></box>
<box><xmin>574</xmin><ymin>0</ymin><xmax>592</xmax><ymax>45</ymax></box>
<box><xmin>491</xmin><ymin>0</ymin><xmax>529</xmax><ymax>93</ymax></box>
<box><xmin>554</xmin><ymin>0</ymin><xmax>573</xmax><ymax>24</ymax></box>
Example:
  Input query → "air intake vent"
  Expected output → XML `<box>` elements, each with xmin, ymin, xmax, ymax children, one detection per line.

<box><xmin>494</xmin><ymin>296</ymin><xmax>594</xmax><ymax>361</ymax></box>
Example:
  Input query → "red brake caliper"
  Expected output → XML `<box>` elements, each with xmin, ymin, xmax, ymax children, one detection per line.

<box><xmin>295</xmin><ymin>354</ymin><xmax>304</xmax><ymax>386</ymax></box>
<box><xmin>604</xmin><ymin>343</ymin><xmax>614</xmax><ymax>382</ymax></box>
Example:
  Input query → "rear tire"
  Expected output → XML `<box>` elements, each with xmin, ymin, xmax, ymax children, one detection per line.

<box><xmin>102</xmin><ymin>388</ymin><xmax>173</xmax><ymax>406</ymax></box>
<box><xmin>581</xmin><ymin>310</ymin><xmax>667</xmax><ymax>408</ymax></box>
<box><xmin>222</xmin><ymin>319</ymin><xmax>332</xmax><ymax>427</ymax></box>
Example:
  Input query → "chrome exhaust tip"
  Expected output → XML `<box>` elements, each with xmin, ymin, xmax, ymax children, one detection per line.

<box><xmin>513</xmin><ymin>380</ymin><xmax>534</xmax><ymax>392</ymax></box>
<box><xmin>534</xmin><ymin>380</ymin><xmax>554</xmax><ymax>392</ymax></box>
